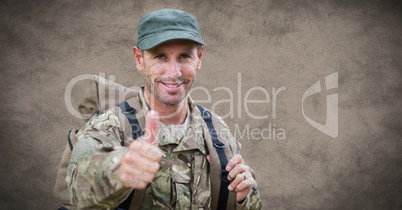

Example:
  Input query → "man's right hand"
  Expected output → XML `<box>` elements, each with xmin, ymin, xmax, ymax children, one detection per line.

<box><xmin>119</xmin><ymin>110</ymin><xmax>164</xmax><ymax>189</ymax></box>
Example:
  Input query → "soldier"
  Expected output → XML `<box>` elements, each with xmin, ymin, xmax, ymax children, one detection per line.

<box><xmin>66</xmin><ymin>9</ymin><xmax>262</xmax><ymax>209</ymax></box>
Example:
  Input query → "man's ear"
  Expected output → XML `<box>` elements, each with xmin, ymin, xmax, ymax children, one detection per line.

<box><xmin>133</xmin><ymin>46</ymin><xmax>144</xmax><ymax>71</ymax></box>
<box><xmin>196</xmin><ymin>45</ymin><xmax>205</xmax><ymax>71</ymax></box>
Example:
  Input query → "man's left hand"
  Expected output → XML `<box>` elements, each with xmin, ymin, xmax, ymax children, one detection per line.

<box><xmin>226</xmin><ymin>154</ymin><xmax>255</xmax><ymax>202</ymax></box>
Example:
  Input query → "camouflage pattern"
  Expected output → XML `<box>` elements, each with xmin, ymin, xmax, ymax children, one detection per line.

<box><xmin>66</xmin><ymin>89</ymin><xmax>261</xmax><ymax>209</ymax></box>
<box><xmin>66</xmin><ymin>110</ymin><xmax>132</xmax><ymax>209</ymax></box>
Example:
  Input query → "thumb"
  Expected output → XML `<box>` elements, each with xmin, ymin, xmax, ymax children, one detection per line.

<box><xmin>143</xmin><ymin>110</ymin><xmax>160</xmax><ymax>146</ymax></box>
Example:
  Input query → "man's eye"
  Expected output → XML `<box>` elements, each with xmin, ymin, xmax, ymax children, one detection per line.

<box><xmin>155</xmin><ymin>55</ymin><xmax>166</xmax><ymax>59</ymax></box>
<box><xmin>179</xmin><ymin>54</ymin><xmax>191</xmax><ymax>59</ymax></box>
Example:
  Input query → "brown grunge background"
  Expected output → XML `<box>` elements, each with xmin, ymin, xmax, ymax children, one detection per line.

<box><xmin>1</xmin><ymin>0</ymin><xmax>401</xmax><ymax>209</ymax></box>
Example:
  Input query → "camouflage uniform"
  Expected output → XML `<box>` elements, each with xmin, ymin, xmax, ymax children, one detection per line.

<box><xmin>66</xmin><ymin>88</ymin><xmax>262</xmax><ymax>209</ymax></box>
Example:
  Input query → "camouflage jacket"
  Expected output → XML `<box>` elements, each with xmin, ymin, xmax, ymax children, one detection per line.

<box><xmin>66</xmin><ymin>88</ymin><xmax>262</xmax><ymax>210</ymax></box>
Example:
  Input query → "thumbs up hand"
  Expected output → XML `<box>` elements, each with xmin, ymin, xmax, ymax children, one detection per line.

<box><xmin>119</xmin><ymin>110</ymin><xmax>164</xmax><ymax>189</ymax></box>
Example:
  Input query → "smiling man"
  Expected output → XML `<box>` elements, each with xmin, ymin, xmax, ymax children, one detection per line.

<box><xmin>66</xmin><ymin>9</ymin><xmax>261</xmax><ymax>210</ymax></box>
<box><xmin>137</xmin><ymin>39</ymin><xmax>201</xmax><ymax>122</ymax></box>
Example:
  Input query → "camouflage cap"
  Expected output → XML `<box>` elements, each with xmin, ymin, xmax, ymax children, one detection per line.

<box><xmin>137</xmin><ymin>9</ymin><xmax>206</xmax><ymax>50</ymax></box>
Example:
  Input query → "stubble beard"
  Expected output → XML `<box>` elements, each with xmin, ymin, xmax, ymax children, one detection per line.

<box><xmin>145</xmin><ymin>75</ymin><xmax>194</xmax><ymax>106</ymax></box>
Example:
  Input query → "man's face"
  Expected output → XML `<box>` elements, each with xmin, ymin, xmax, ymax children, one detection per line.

<box><xmin>134</xmin><ymin>40</ymin><xmax>204</xmax><ymax>106</ymax></box>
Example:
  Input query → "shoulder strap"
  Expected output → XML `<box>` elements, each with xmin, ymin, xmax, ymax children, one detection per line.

<box><xmin>118</xmin><ymin>101</ymin><xmax>144</xmax><ymax>139</ymax></box>
<box><xmin>196</xmin><ymin>105</ymin><xmax>231</xmax><ymax>210</ymax></box>
<box><xmin>67</xmin><ymin>130</ymin><xmax>74</xmax><ymax>151</ymax></box>
<box><xmin>116</xmin><ymin>101</ymin><xmax>145</xmax><ymax>210</ymax></box>
<box><xmin>67</xmin><ymin>129</ymin><xmax>79</xmax><ymax>151</ymax></box>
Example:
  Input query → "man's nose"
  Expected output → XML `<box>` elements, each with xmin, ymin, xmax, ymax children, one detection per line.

<box><xmin>164</xmin><ymin>60</ymin><xmax>182</xmax><ymax>77</ymax></box>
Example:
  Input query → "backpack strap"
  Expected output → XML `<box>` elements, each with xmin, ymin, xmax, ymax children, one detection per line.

<box><xmin>116</xmin><ymin>101</ymin><xmax>145</xmax><ymax>210</ymax></box>
<box><xmin>196</xmin><ymin>105</ymin><xmax>231</xmax><ymax>210</ymax></box>
<box><xmin>67</xmin><ymin>130</ymin><xmax>74</xmax><ymax>151</ymax></box>
<box><xmin>118</xmin><ymin>101</ymin><xmax>144</xmax><ymax>139</ymax></box>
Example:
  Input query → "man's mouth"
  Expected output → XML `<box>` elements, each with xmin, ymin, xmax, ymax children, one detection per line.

<box><xmin>156</xmin><ymin>76</ymin><xmax>188</xmax><ymax>90</ymax></box>
<box><xmin>161</xmin><ymin>82</ymin><xmax>183</xmax><ymax>88</ymax></box>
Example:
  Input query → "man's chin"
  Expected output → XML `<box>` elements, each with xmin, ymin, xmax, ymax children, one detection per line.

<box><xmin>158</xmin><ymin>96</ymin><xmax>186</xmax><ymax>106</ymax></box>
<box><xmin>147</xmin><ymin>85</ymin><xmax>188</xmax><ymax>106</ymax></box>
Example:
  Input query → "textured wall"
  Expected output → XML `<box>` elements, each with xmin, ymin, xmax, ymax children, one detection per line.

<box><xmin>1</xmin><ymin>0</ymin><xmax>401</xmax><ymax>209</ymax></box>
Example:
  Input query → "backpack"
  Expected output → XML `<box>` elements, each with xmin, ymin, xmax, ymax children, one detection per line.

<box><xmin>53</xmin><ymin>75</ymin><xmax>238</xmax><ymax>210</ymax></box>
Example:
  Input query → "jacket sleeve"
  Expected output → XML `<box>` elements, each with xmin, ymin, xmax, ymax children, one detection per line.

<box><xmin>66</xmin><ymin>110</ymin><xmax>133</xmax><ymax>209</ymax></box>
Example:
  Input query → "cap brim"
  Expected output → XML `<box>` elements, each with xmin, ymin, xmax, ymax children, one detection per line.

<box><xmin>137</xmin><ymin>30</ymin><xmax>206</xmax><ymax>50</ymax></box>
